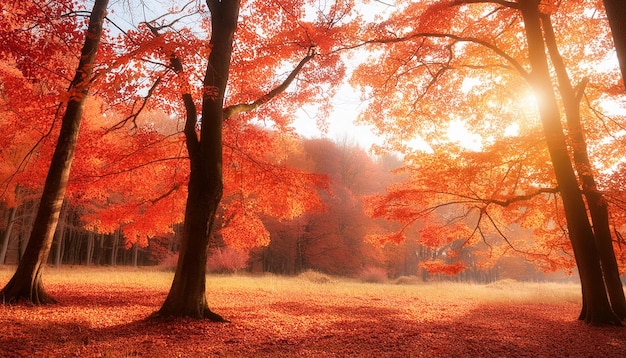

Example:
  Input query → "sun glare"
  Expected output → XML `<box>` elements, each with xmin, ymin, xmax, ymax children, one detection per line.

<box><xmin>461</xmin><ymin>77</ymin><xmax>482</xmax><ymax>94</ymax></box>
<box><xmin>504</xmin><ymin>123</ymin><xmax>520</xmax><ymax>137</ymax></box>
<box><xmin>447</xmin><ymin>120</ymin><xmax>482</xmax><ymax>151</ymax></box>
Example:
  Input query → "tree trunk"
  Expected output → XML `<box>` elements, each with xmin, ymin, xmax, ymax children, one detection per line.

<box><xmin>53</xmin><ymin>201</ymin><xmax>68</xmax><ymax>267</ymax></box>
<box><xmin>110</xmin><ymin>230</ymin><xmax>119</xmax><ymax>266</ymax></box>
<box><xmin>519</xmin><ymin>0</ymin><xmax>621</xmax><ymax>326</ymax></box>
<box><xmin>132</xmin><ymin>244</ymin><xmax>138</xmax><ymax>267</ymax></box>
<box><xmin>0</xmin><ymin>207</ymin><xmax>16</xmax><ymax>265</ymax></box>
<box><xmin>154</xmin><ymin>0</ymin><xmax>240</xmax><ymax>321</ymax></box>
<box><xmin>541</xmin><ymin>14</ymin><xmax>626</xmax><ymax>319</ymax></box>
<box><xmin>603</xmin><ymin>0</ymin><xmax>626</xmax><ymax>87</ymax></box>
<box><xmin>0</xmin><ymin>0</ymin><xmax>108</xmax><ymax>305</ymax></box>
<box><xmin>85</xmin><ymin>231</ymin><xmax>94</xmax><ymax>266</ymax></box>
<box><xmin>18</xmin><ymin>200</ymin><xmax>37</xmax><ymax>262</ymax></box>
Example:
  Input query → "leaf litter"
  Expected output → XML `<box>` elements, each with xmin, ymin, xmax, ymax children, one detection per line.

<box><xmin>1</xmin><ymin>275</ymin><xmax>625</xmax><ymax>357</ymax></box>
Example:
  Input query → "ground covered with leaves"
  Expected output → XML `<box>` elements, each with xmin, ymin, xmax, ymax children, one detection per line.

<box><xmin>1</xmin><ymin>268</ymin><xmax>624</xmax><ymax>357</ymax></box>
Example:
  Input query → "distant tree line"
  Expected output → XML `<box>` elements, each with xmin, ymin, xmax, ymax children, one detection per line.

<box><xmin>1</xmin><ymin>138</ymin><xmax>549</xmax><ymax>283</ymax></box>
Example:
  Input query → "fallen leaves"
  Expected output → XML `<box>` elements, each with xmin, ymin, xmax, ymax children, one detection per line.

<box><xmin>0</xmin><ymin>270</ymin><xmax>624</xmax><ymax>357</ymax></box>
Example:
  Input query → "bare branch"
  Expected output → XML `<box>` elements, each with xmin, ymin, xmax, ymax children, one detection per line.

<box><xmin>143</xmin><ymin>21</ymin><xmax>200</xmax><ymax>155</ymax></box>
<box><xmin>361</xmin><ymin>32</ymin><xmax>530</xmax><ymax>82</ymax></box>
<box><xmin>451</xmin><ymin>0</ymin><xmax>519</xmax><ymax>9</ymax></box>
<box><xmin>223</xmin><ymin>47</ymin><xmax>317</xmax><ymax>119</ymax></box>
<box><xmin>105</xmin><ymin>76</ymin><xmax>163</xmax><ymax>133</ymax></box>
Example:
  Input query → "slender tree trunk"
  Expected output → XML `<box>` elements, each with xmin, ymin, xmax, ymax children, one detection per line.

<box><xmin>154</xmin><ymin>0</ymin><xmax>240</xmax><ymax>320</ymax></box>
<box><xmin>542</xmin><ymin>15</ymin><xmax>626</xmax><ymax>319</ymax></box>
<box><xmin>110</xmin><ymin>230</ymin><xmax>119</xmax><ymax>266</ymax></box>
<box><xmin>18</xmin><ymin>200</ymin><xmax>37</xmax><ymax>262</ymax></box>
<box><xmin>132</xmin><ymin>244</ymin><xmax>138</xmax><ymax>267</ymax></box>
<box><xmin>519</xmin><ymin>0</ymin><xmax>621</xmax><ymax>326</ymax></box>
<box><xmin>0</xmin><ymin>0</ymin><xmax>108</xmax><ymax>305</ymax></box>
<box><xmin>97</xmin><ymin>234</ymin><xmax>105</xmax><ymax>265</ymax></box>
<box><xmin>603</xmin><ymin>0</ymin><xmax>626</xmax><ymax>87</ymax></box>
<box><xmin>85</xmin><ymin>231</ymin><xmax>94</xmax><ymax>265</ymax></box>
<box><xmin>0</xmin><ymin>207</ymin><xmax>16</xmax><ymax>265</ymax></box>
<box><xmin>53</xmin><ymin>201</ymin><xmax>68</xmax><ymax>267</ymax></box>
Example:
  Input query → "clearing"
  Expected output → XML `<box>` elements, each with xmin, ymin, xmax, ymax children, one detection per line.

<box><xmin>0</xmin><ymin>267</ymin><xmax>624</xmax><ymax>357</ymax></box>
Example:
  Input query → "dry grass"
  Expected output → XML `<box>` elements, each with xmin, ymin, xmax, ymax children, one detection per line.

<box><xmin>0</xmin><ymin>266</ymin><xmax>581</xmax><ymax>305</ymax></box>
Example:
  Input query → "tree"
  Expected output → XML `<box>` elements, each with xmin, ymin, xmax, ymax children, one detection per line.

<box><xmin>603</xmin><ymin>0</ymin><xmax>626</xmax><ymax>86</ymax></box>
<box><xmin>151</xmin><ymin>0</ymin><xmax>241</xmax><ymax>320</ymax></box>
<box><xmin>540</xmin><ymin>11</ymin><xmax>626</xmax><ymax>319</ymax></box>
<box><xmin>152</xmin><ymin>0</ymin><xmax>353</xmax><ymax>319</ymax></box>
<box><xmin>0</xmin><ymin>0</ymin><xmax>109</xmax><ymax>304</ymax></box>
<box><xmin>353</xmin><ymin>0</ymin><xmax>625</xmax><ymax>325</ymax></box>
<box><xmin>519</xmin><ymin>0</ymin><xmax>620</xmax><ymax>324</ymax></box>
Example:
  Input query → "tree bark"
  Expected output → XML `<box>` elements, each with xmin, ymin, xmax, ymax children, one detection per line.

<box><xmin>154</xmin><ymin>0</ymin><xmax>241</xmax><ymax>320</ymax></box>
<box><xmin>85</xmin><ymin>231</ymin><xmax>94</xmax><ymax>265</ymax></box>
<box><xmin>0</xmin><ymin>0</ymin><xmax>108</xmax><ymax>305</ymax></box>
<box><xmin>541</xmin><ymin>14</ymin><xmax>626</xmax><ymax>319</ymax></box>
<box><xmin>0</xmin><ymin>207</ymin><xmax>16</xmax><ymax>265</ymax></box>
<box><xmin>110</xmin><ymin>229</ymin><xmax>119</xmax><ymax>266</ymax></box>
<box><xmin>603</xmin><ymin>0</ymin><xmax>626</xmax><ymax>87</ymax></box>
<box><xmin>519</xmin><ymin>0</ymin><xmax>621</xmax><ymax>326</ymax></box>
<box><xmin>132</xmin><ymin>244</ymin><xmax>138</xmax><ymax>267</ymax></box>
<box><xmin>53</xmin><ymin>201</ymin><xmax>68</xmax><ymax>267</ymax></box>
<box><xmin>18</xmin><ymin>200</ymin><xmax>37</xmax><ymax>262</ymax></box>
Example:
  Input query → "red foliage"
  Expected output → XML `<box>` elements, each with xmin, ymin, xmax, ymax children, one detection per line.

<box><xmin>207</xmin><ymin>248</ymin><xmax>249</xmax><ymax>274</ymax></box>
<box><xmin>419</xmin><ymin>260</ymin><xmax>466</xmax><ymax>275</ymax></box>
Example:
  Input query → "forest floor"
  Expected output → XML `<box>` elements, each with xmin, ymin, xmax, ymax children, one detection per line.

<box><xmin>0</xmin><ymin>267</ymin><xmax>624</xmax><ymax>357</ymax></box>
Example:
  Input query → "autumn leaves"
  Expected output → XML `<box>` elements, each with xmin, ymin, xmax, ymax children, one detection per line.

<box><xmin>1</xmin><ymin>0</ymin><xmax>625</xmax><ymax>324</ymax></box>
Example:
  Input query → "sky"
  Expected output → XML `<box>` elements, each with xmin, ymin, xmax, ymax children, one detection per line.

<box><xmin>292</xmin><ymin>83</ymin><xmax>384</xmax><ymax>150</ymax></box>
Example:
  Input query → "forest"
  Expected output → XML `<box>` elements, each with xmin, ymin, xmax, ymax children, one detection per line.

<box><xmin>1</xmin><ymin>0</ymin><xmax>626</xmax><ymax>332</ymax></box>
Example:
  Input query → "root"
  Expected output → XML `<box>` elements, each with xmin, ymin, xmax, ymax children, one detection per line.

<box><xmin>150</xmin><ymin>305</ymin><xmax>229</xmax><ymax>322</ymax></box>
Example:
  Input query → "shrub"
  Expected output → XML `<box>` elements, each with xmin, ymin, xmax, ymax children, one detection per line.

<box><xmin>157</xmin><ymin>253</ymin><xmax>179</xmax><ymax>272</ymax></box>
<box><xmin>358</xmin><ymin>267</ymin><xmax>388</xmax><ymax>283</ymax></box>
<box><xmin>207</xmin><ymin>248</ymin><xmax>249</xmax><ymax>274</ymax></box>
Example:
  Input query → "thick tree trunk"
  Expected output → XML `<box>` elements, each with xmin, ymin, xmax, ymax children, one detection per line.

<box><xmin>519</xmin><ymin>0</ymin><xmax>621</xmax><ymax>326</ymax></box>
<box><xmin>155</xmin><ymin>0</ymin><xmax>240</xmax><ymax>320</ymax></box>
<box><xmin>541</xmin><ymin>15</ymin><xmax>626</xmax><ymax>319</ymax></box>
<box><xmin>603</xmin><ymin>0</ymin><xmax>626</xmax><ymax>87</ymax></box>
<box><xmin>0</xmin><ymin>207</ymin><xmax>16</xmax><ymax>265</ymax></box>
<box><xmin>0</xmin><ymin>0</ymin><xmax>108</xmax><ymax>305</ymax></box>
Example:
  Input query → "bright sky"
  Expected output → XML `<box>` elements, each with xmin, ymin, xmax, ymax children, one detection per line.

<box><xmin>292</xmin><ymin>83</ymin><xmax>385</xmax><ymax>150</ymax></box>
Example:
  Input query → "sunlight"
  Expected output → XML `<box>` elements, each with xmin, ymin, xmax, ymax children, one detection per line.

<box><xmin>599</xmin><ymin>97</ymin><xmax>626</xmax><ymax>117</ymax></box>
<box><xmin>461</xmin><ymin>77</ymin><xmax>482</xmax><ymax>94</ymax></box>
<box><xmin>446</xmin><ymin>119</ymin><xmax>483</xmax><ymax>151</ymax></box>
<box><xmin>504</xmin><ymin>122</ymin><xmax>520</xmax><ymax>137</ymax></box>
<box><xmin>513</xmin><ymin>86</ymin><xmax>540</xmax><ymax>116</ymax></box>
<box><xmin>404</xmin><ymin>135</ymin><xmax>433</xmax><ymax>153</ymax></box>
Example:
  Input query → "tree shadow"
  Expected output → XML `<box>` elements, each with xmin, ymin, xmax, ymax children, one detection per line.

<box><xmin>47</xmin><ymin>287</ymin><xmax>166</xmax><ymax>308</ymax></box>
<box><xmin>2</xmin><ymin>299</ymin><xmax>625</xmax><ymax>357</ymax></box>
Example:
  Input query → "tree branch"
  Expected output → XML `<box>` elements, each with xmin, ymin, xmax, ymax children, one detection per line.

<box><xmin>144</xmin><ymin>21</ymin><xmax>200</xmax><ymax>156</ymax></box>
<box><xmin>362</xmin><ymin>32</ymin><xmax>530</xmax><ymax>82</ymax></box>
<box><xmin>483</xmin><ymin>186</ymin><xmax>559</xmax><ymax>207</ymax></box>
<box><xmin>106</xmin><ymin>76</ymin><xmax>162</xmax><ymax>133</ymax></box>
<box><xmin>223</xmin><ymin>47</ymin><xmax>317</xmax><ymax>119</ymax></box>
<box><xmin>451</xmin><ymin>0</ymin><xmax>519</xmax><ymax>9</ymax></box>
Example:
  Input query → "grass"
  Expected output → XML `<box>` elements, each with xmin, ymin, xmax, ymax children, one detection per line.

<box><xmin>0</xmin><ymin>265</ymin><xmax>580</xmax><ymax>305</ymax></box>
